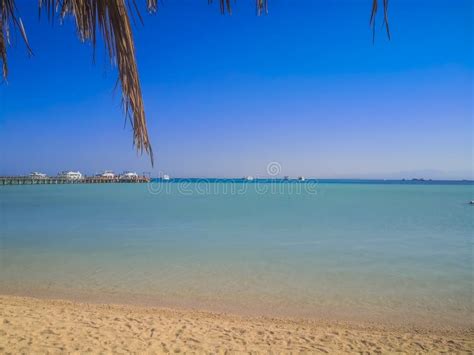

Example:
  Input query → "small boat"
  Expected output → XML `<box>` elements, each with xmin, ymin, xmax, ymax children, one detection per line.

<box><xmin>120</xmin><ymin>172</ymin><xmax>139</xmax><ymax>180</ymax></box>
<box><xmin>283</xmin><ymin>176</ymin><xmax>290</xmax><ymax>181</ymax></box>
<box><xmin>100</xmin><ymin>170</ymin><xmax>115</xmax><ymax>179</ymax></box>
<box><xmin>30</xmin><ymin>172</ymin><xmax>47</xmax><ymax>179</ymax></box>
<box><xmin>162</xmin><ymin>174</ymin><xmax>170</xmax><ymax>181</ymax></box>
<box><xmin>297</xmin><ymin>176</ymin><xmax>305</xmax><ymax>181</ymax></box>
<box><xmin>244</xmin><ymin>176</ymin><xmax>254</xmax><ymax>181</ymax></box>
<box><xmin>469</xmin><ymin>201</ymin><xmax>474</xmax><ymax>205</ymax></box>
<box><xmin>58</xmin><ymin>171</ymin><xmax>83</xmax><ymax>180</ymax></box>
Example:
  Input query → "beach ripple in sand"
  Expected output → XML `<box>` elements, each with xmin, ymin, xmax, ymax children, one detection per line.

<box><xmin>0</xmin><ymin>295</ymin><xmax>472</xmax><ymax>354</ymax></box>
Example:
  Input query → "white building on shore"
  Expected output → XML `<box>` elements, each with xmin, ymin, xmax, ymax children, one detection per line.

<box><xmin>58</xmin><ymin>171</ymin><xmax>83</xmax><ymax>180</ymax></box>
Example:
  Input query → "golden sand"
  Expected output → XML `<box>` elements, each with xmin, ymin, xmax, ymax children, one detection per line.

<box><xmin>0</xmin><ymin>295</ymin><xmax>472</xmax><ymax>353</ymax></box>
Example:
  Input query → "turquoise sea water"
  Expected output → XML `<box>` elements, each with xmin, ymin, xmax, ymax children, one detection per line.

<box><xmin>1</xmin><ymin>181</ymin><xmax>472</xmax><ymax>328</ymax></box>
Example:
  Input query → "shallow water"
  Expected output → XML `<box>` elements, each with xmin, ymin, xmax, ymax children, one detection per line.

<box><xmin>1</xmin><ymin>181</ymin><xmax>472</xmax><ymax>328</ymax></box>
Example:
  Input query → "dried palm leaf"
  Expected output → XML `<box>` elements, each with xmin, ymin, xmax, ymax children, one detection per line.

<box><xmin>208</xmin><ymin>0</ymin><xmax>268</xmax><ymax>15</ymax></box>
<box><xmin>0</xmin><ymin>0</ymin><xmax>153</xmax><ymax>163</ymax></box>
<box><xmin>370</xmin><ymin>0</ymin><xmax>391</xmax><ymax>41</ymax></box>
<box><xmin>0</xmin><ymin>0</ymin><xmax>32</xmax><ymax>79</ymax></box>
<box><xmin>1</xmin><ymin>1</ymin><xmax>391</xmax><ymax>166</ymax></box>
<box><xmin>41</xmin><ymin>0</ymin><xmax>153</xmax><ymax>164</ymax></box>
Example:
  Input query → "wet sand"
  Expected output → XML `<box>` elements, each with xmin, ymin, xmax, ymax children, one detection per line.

<box><xmin>0</xmin><ymin>295</ymin><xmax>472</xmax><ymax>353</ymax></box>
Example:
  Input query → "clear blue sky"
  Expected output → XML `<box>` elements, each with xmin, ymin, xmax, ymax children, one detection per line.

<box><xmin>0</xmin><ymin>0</ymin><xmax>472</xmax><ymax>179</ymax></box>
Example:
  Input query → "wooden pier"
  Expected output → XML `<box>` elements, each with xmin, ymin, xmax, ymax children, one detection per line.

<box><xmin>0</xmin><ymin>176</ymin><xmax>150</xmax><ymax>186</ymax></box>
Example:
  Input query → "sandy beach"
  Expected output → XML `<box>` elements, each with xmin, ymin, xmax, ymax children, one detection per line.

<box><xmin>0</xmin><ymin>295</ymin><xmax>472</xmax><ymax>353</ymax></box>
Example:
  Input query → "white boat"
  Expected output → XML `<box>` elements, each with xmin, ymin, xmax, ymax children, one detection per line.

<box><xmin>244</xmin><ymin>176</ymin><xmax>254</xmax><ymax>181</ymax></box>
<box><xmin>297</xmin><ymin>176</ymin><xmax>305</xmax><ymax>181</ymax></box>
<box><xmin>162</xmin><ymin>174</ymin><xmax>170</xmax><ymax>181</ymax></box>
<box><xmin>30</xmin><ymin>172</ymin><xmax>47</xmax><ymax>179</ymax></box>
<box><xmin>100</xmin><ymin>170</ymin><xmax>115</xmax><ymax>179</ymax></box>
<box><xmin>120</xmin><ymin>172</ymin><xmax>139</xmax><ymax>180</ymax></box>
<box><xmin>58</xmin><ymin>171</ymin><xmax>83</xmax><ymax>180</ymax></box>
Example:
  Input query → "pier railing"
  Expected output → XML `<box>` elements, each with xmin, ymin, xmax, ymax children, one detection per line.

<box><xmin>0</xmin><ymin>176</ymin><xmax>150</xmax><ymax>185</ymax></box>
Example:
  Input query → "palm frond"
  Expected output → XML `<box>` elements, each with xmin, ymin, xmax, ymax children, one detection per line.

<box><xmin>370</xmin><ymin>0</ymin><xmax>391</xmax><ymax>41</ymax></box>
<box><xmin>146</xmin><ymin>0</ymin><xmax>158</xmax><ymax>12</ymax></box>
<box><xmin>0</xmin><ymin>17</ymin><xmax>6</xmax><ymax>79</ymax></box>
<box><xmin>1</xmin><ymin>1</ymin><xmax>391</xmax><ymax>166</ymax></box>
<box><xmin>37</xmin><ymin>0</ymin><xmax>153</xmax><ymax>164</ymax></box>
<box><xmin>256</xmin><ymin>0</ymin><xmax>268</xmax><ymax>15</ymax></box>
<box><xmin>208</xmin><ymin>0</ymin><xmax>268</xmax><ymax>15</ymax></box>
<box><xmin>0</xmin><ymin>0</ymin><xmax>32</xmax><ymax>79</ymax></box>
